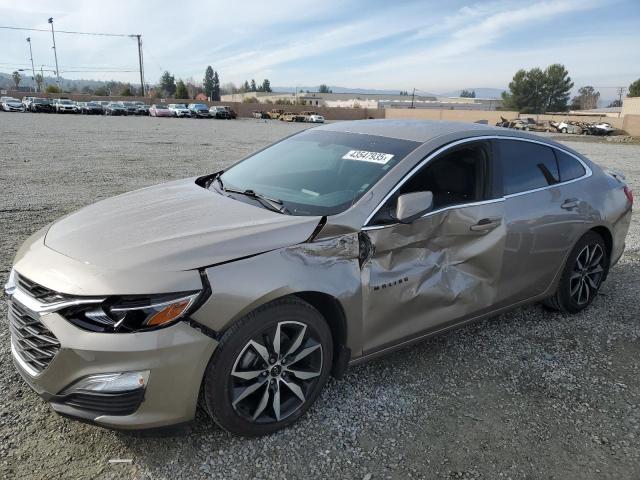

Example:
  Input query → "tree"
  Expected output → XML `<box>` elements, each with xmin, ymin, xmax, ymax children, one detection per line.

<box><xmin>629</xmin><ymin>79</ymin><xmax>640</xmax><ymax>97</ymax></box>
<box><xmin>35</xmin><ymin>73</ymin><xmax>44</xmax><ymax>92</ymax></box>
<box><xmin>318</xmin><ymin>84</ymin><xmax>332</xmax><ymax>93</ymax></box>
<box><xmin>120</xmin><ymin>84</ymin><xmax>133</xmax><ymax>96</ymax></box>
<box><xmin>45</xmin><ymin>84</ymin><xmax>60</xmax><ymax>94</ymax></box>
<box><xmin>502</xmin><ymin>64</ymin><xmax>573</xmax><ymax>113</ymax></box>
<box><xmin>203</xmin><ymin>66</ymin><xmax>214</xmax><ymax>99</ymax></box>
<box><xmin>212</xmin><ymin>71</ymin><xmax>220</xmax><ymax>101</ymax></box>
<box><xmin>242</xmin><ymin>80</ymin><xmax>250</xmax><ymax>92</ymax></box>
<box><xmin>175</xmin><ymin>79</ymin><xmax>188</xmax><ymax>99</ymax></box>
<box><xmin>261</xmin><ymin>79</ymin><xmax>272</xmax><ymax>92</ymax></box>
<box><xmin>12</xmin><ymin>71</ymin><xmax>22</xmax><ymax>89</ymax></box>
<box><xmin>607</xmin><ymin>99</ymin><xmax>622</xmax><ymax>108</ymax></box>
<box><xmin>159</xmin><ymin>71</ymin><xmax>176</xmax><ymax>97</ymax></box>
<box><xmin>250</xmin><ymin>79</ymin><xmax>257</xmax><ymax>92</ymax></box>
<box><xmin>571</xmin><ymin>86</ymin><xmax>600</xmax><ymax>110</ymax></box>
<box><xmin>544</xmin><ymin>64</ymin><xmax>573</xmax><ymax>112</ymax></box>
<box><xmin>94</xmin><ymin>86</ymin><xmax>109</xmax><ymax>96</ymax></box>
<box><xmin>460</xmin><ymin>89</ymin><xmax>476</xmax><ymax>98</ymax></box>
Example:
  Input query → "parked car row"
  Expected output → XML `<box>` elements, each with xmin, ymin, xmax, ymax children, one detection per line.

<box><xmin>251</xmin><ymin>109</ymin><xmax>325</xmax><ymax>123</ymax></box>
<box><xmin>496</xmin><ymin>116</ymin><xmax>617</xmax><ymax>136</ymax></box>
<box><xmin>1</xmin><ymin>96</ymin><xmax>239</xmax><ymax>120</ymax></box>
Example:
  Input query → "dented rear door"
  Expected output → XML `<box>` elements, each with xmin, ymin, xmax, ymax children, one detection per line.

<box><xmin>361</xmin><ymin>200</ymin><xmax>506</xmax><ymax>354</ymax></box>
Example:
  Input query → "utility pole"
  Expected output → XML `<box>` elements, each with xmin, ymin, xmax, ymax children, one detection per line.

<box><xmin>26</xmin><ymin>37</ymin><xmax>36</xmax><ymax>92</ymax></box>
<box><xmin>616</xmin><ymin>87</ymin><xmax>626</xmax><ymax>117</ymax></box>
<box><xmin>410</xmin><ymin>88</ymin><xmax>415</xmax><ymax>108</ymax></box>
<box><xmin>48</xmin><ymin>17</ymin><xmax>61</xmax><ymax>89</ymax></box>
<box><xmin>135</xmin><ymin>35</ymin><xmax>145</xmax><ymax>96</ymax></box>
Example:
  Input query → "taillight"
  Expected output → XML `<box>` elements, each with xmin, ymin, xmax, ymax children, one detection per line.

<box><xmin>624</xmin><ymin>186</ymin><xmax>633</xmax><ymax>206</ymax></box>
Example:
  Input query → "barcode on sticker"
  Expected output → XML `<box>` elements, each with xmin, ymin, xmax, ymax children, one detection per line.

<box><xmin>342</xmin><ymin>150</ymin><xmax>394</xmax><ymax>164</ymax></box>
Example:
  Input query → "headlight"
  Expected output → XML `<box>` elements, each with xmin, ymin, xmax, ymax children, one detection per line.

<box><xmin>63</xmin><ymin>291</ymin><xmax>201</xmax><ymax>333</ymax></box>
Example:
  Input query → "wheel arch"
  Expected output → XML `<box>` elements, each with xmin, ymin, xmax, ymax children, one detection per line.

<box><xmin>589</xmin><ymin>225</ymin><xmax>613</xmax><ymax>279</ymax></box>
<box><xmin>292</xmin><ymin>291</ymin><xmax>349</xmax><ymax>377</ymax></box>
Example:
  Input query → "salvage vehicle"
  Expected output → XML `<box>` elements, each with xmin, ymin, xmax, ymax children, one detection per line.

<box><xmin>267</xmin><ymin>108</ymin><xmax>285</xmax><ymax>120</ymax></box>
<box><xmin>118</xmin><ymin>101</ymin><xmax>140</xmax><ymax>116</ymax></box>
<box><xmin>550</xmin><ymin>121</ymin><xmax>583</xmax><ymax>135</ymax></box>
<box><xmin>307</xmin><ymin>114</ymin><xmax>325</xmax><ymax>123</ymax></box>
<box><xmin>222</xmin><ymin>106</ymin><xmax>237</xmax><ymax>119</ymax></box>
<box><xmin>28</xmin><ymin>98</ymin><xmax>54</xmax><ymax>113</ymax></box>
<box><xmin>149</xmin><ymin>104</ymin><xmax>173</xmax><ymax>117</ymax></box>
<box><xmin>104</xmin><ymin>102</ymin><xmax>127</xmax><ymax>116</ymax></box>
<box><xmin>252</xmin><ymin>110</ymin><xmax>269</xmax><ymax>119</ymax></box>
<box><xmin>188</xmin><ymin>103</ymin><xmax>212</xmax><ymax>118</ymax></box>
<box><xmin>168</xmin><ymin>103</ymin><xmax>192</xmax><ymax>118</ymax></box>
<box><xmin>5</xmin><ymin>120</ymin><xmax>632</xmax><ymax>436</ymax></box>
<box><xmin>280</xmin><ymin>111</ymin><xmax>306</xmax><ymax>122</ymax></box>
<box><xmin>588</xmin><ymin>122</ymin><xmax>616</xmax><ymax>136</ymax></box>
<box><xmin>1</xmin><ymin>96</ymin><xmax>26</xmax><ymax>112</ymax></box>
<box><xmin>53</xmin><ymin>99</ymin><xmax>78</xmax><ymax>114</ymax></box>
<box><xmin>77</xmin><ymin>101</ymin><xmax>104</xmax><ymax>115</ymax></box>
<box><xmin>209</xmin><ymin>106</ymin><xmax>231</xmax><ymax>119</ymax></box>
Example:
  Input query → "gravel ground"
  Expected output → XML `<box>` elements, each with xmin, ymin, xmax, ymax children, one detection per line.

<box><xmin>0</xmin><ymin>114</ymin><xmax>638</xmax><ymax>480</ymax></box>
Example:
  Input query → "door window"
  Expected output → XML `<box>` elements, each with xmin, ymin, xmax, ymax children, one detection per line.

<box><xmin>555</xmin><ymin>149</ymin><xmax>586</xmax><ymax>181</ymax></box>
<box><xmin>500</xmin><ymin>140</ymin><xmax>559</xmax><ymax>195</ymax></box>
<box><xmin>370</xmin><ymin>142</ymin><xmax>491</xmax><ymax>225</ymax></box>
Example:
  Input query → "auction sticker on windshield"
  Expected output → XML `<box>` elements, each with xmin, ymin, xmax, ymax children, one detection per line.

<box><xmin>342</xmin><ymin>150</ymin><xmax>394</xmax><ymax>164</ymax></box>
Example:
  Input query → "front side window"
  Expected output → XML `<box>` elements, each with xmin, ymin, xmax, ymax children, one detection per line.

<box><xmin>500</xmin><ymin>140</ymin><xmax>559</xmax><ymax>195</ymax></box>
<box><xmin>218</xmin><ymin>130</ymin><xmax>420</xmax><ymax>216</ymax></box>
<box><xmin>370</xmin><ymin>142</ymin><xmax>491</xmax><ymax>225</ymax></box>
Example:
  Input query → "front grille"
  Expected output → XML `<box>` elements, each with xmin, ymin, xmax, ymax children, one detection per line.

<box><xmin>15</xmin><ymin>272</ymin><xmax>65</xmax><ymax>303</ymax></box>
<box><xmin>9</xmin><ymin>300</ymin><xmax>61</xmax><ymax>374</ymax></box>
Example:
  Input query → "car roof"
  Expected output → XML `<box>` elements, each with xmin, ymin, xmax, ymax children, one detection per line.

<box><xmin>316</xmin><ymin>119</ymin><xmax>510</xmax><ymax>143</ymax></box>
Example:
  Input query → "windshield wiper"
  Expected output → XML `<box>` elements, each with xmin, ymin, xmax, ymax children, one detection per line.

<box><xmin>225</xmin><ymin>188</ymin><xmax>290</xmax><ymax>215</ymax></box>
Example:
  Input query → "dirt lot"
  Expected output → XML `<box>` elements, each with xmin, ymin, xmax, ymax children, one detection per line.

<box><xmin>0</xmin><ymin>114</ymin><xmax>638</xmax><ymax>480</ymax></box>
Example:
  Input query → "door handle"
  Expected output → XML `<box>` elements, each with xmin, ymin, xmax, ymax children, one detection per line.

<box><xmin>469</xmin><ymin>217</ymin><xmax>502</xmax><ymax>232</ymax></box>
<box><xmin>561</xmin><ymin>199</ymin><xmax>580</xmax><ymax>210</ymax></box>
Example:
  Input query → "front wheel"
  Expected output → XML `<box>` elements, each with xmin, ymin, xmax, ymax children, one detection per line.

<box><xmin>543</xmin><ymin>231</ymin><xmax>608</xmax><ymax>313</ymax></box>
<box><xmin>202</xmin><ymin>297</ymin><xmax>333</xmax><ymax>436</ymax></box>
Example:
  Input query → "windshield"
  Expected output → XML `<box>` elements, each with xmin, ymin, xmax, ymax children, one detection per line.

<box><xmin>219</xmin><ymin>130</ymin><xmax>420</xmax><ymax>216</ymax></box>
<box><xmin>87</xmin><ymin>102</ymin><xmax>99</xmax><ymax>106</ymax></box>
<box><xmin>59</xmin><ymin>100</ymin><xmax>73</xmax><ymax>105</ymax></box>
<box><xmin>154</xmin><ymin>105</ymin><xmax>168</xmax><ymax>109</ymax></box>
<box><xmin>34</xmin><ymin>98</ymin><xmax>49</xmax><ymax>104</ymax></box>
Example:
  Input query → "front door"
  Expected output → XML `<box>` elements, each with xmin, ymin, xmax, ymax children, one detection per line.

<box><xmin>360</xmin><ymin>140</ymin><xmax>506</xmax><ymax>354</ymax></box>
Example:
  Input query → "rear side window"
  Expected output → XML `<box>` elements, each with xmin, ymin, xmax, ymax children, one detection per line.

<box><xmin>555</xmin><ymin>150</ymin><xmax>586</xmax><ymax>181</ymax></box>
<box><xmin>500</xmin><ymin>140</ymin><xmax>559</xmax><ymax>195</ymax></box>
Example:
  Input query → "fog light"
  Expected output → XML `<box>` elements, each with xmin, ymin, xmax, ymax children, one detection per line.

<box><xmin>63</xmin><ymin>371</ymin><xmax>149</xmax><ymax>394</ymax></box>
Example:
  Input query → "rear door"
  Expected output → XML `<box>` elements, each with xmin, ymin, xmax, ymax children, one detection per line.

<box><xmin>361</xmin><ymin>140</ymin><xmax>506</xmax><ymax>354</ymax></box>
<box><xmin>496</xmin><ymin>138</ymin><xmax>591</xmax><ymax>305</ymax></box>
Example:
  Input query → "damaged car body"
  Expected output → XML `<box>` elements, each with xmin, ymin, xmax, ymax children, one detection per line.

<box><xmin>5</xmin><ymin>120</ymin><xmax>633</xmax><ymax>436</ymax></box>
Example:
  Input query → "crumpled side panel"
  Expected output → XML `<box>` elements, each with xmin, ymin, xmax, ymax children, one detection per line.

<box><xmin>362</xmin><ymin>202</ymin><xmax>505</xmax><ymax>353</ymax></box>
<box><xmin>193</xmin><ymin>233</ymin><xmax>364</xmax><ymax>353</ymax></box>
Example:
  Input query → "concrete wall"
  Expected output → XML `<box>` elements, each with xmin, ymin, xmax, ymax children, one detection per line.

<box><xmin>384</xmin><ymin>108</ymin><xmax>519</xmax><ymax>124</ymax></box>
<box><xmin>622</xmin><ymin>115</ymin><xmax>640</xmax><ymax>136</ymax></box>
<box><xmin>622</xmin><ymin>97</ymin><xmax>640</xmax><ymax>116</ymax></box>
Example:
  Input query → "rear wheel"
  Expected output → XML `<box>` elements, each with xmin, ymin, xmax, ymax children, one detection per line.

<box><xmin>543</xmin><ymin>231</ymin><xmax>608</xmax><ymax>313</ymax></box>
<box><xmin>202</xmin><ymin>297</ymin><xmax>333</xmax><ymax>436</ymax></box>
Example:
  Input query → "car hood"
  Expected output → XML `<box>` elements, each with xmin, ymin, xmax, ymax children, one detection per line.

<box><xmin>44</xmin><ymin>178</ymin><xmax>322</xmax><ymax>271</ymax></box>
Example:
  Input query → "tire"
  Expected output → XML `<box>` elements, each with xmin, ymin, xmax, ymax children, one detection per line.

<box><xmin>561</xmin><ymin>128</ymin><xmax>568</xmax><ymax>134</ymax></box>
<box><xmin>202</xmin><ymin>297</ymin><xmax>333</xmax><ymax>436</ymax></box>
<box><xmin>543</xmin><ymin>231</ymin><xmax>608</xmax><ymax>313</ymax></box>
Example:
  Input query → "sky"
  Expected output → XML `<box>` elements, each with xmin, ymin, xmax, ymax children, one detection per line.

<box><xmin>1</xmin><ymin>0</ymin><xmax>639</xmax><ymax>98</ymax></box>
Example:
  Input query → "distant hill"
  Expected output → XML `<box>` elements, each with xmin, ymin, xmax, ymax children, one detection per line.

<box><xmin>273</xmin><ymin>85</ymin><xmax>439</xmax><ymax>96</ymax></box>
<box><xmin>438</xmin><ymin>87</ymin><xmax>506</xmax><ymax>99</ymax></box>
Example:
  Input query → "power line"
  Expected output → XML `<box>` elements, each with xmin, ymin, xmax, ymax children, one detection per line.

<box><xmin>0</xmin><ymin>25</ymin><xmax>136</xmax><ymax>37</ymax></box>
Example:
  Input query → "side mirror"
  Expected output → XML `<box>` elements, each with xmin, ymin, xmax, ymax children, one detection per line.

<box><xmin>394</xmin><ymin>191</ymin><xmax>433</xmax><ymax>223</ymax></box>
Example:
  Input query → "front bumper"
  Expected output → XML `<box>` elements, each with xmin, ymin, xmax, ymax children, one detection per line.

<box><xmin>10</xmin><ymin>304</ymin><xmax>217</xmax><ymax>429</ymax></box>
